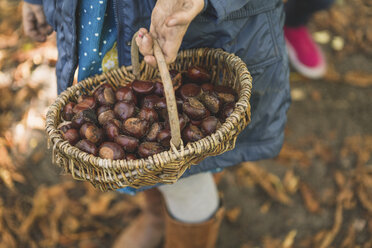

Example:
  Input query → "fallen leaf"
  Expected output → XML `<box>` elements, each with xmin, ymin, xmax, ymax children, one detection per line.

<box><xmin>226</xmin><ymin>207</ymin><xmax>241</xmax><ymax>223</ymax></box>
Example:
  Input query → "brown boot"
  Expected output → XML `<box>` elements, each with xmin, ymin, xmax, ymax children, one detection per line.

<box><xmin>164</xmin><ymin>206</ymin><xmax>225</xmax><ymax>248</ymax></box>
<box><xmin>112</xmin><ymin>188</ymin><xmax>165</xmax><ymax>248</ymax></box>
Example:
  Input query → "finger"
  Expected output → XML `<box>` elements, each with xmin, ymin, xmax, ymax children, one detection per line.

<box><xmin>138</xmin><ymin>28</ymin><xmax>148</xmax><ymax>38</ymax></box>
<box><xmin>144</xmin><ymin>55</ymin><xmax>157</xmax><ymax>68</ymax></box>
<box><xmin>137</xmin><ymin>33</ymin><xmax>154</xmax><ymax>56</ymax></box>
<box><xmin>27</xmin><ymin>29</ymin><xmax>46</xmax><ymax>42</ymax></box>
<box><xmin>45</xmin><ymin>25</ymin><xmax>54</xmax><ymax>35</ymax></box>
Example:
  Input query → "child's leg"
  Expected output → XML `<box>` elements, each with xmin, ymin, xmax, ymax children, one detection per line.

<box><xmin>159</xmin><ymin>172</ymin><xmax>219</xmax><ymax>223</ymax></box>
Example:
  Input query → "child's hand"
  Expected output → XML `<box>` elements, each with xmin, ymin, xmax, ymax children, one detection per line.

<box><xmin>136</xmin><ymin>0</ymin><xmax>204</xmax><ymax>67</ymax></box>
<box><xmin>22</xmin><ymin>2</ymin><xmax>53</xmax><ymax>42</ymax></box>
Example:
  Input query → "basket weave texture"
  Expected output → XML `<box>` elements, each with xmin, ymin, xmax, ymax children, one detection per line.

<box><xmin>46</xmin><ymin>48</ymin><xmax>252</xmax><ymax>191</ymax></box>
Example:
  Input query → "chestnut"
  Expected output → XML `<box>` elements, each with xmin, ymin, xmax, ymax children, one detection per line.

<box><xmin>182</xmin><ymin>98</ymin><xmax>207</xmax><ymax>120</ymax></box>
<box><xmin>187</xmin><ymin>66</ymin><xmax>211</xmax><ymax>83</ymax></box>
<box><xmin>114</xmin><ymin>101</ymin><xmax>136</xmax><ymax>121</ymax></box>
<box><xmin>73</xmin><ymin>96</ymin><xmax>96</xmax><ymax>114</ymax></box>
<box><xmin>62</xmin><ymin>102</ymin><xmax>76</xmax><ymax>121</ymax></box>
<box><xmin>219</xmin><ymin>102</ymin><xmax>235</xmax><ymax>121</ymax></box>
<box><xmin>146</xmin><ymin>122</ymin><xmax>163</xmax><ymax>142</ymax></box>
<box><xmin>76</xmin><ymin>139</ymin><xmax>98</xmax><ymax>156</ymax></box>
<box><xmin>201</xmin><ymin>83</ymin><xmax>214</xmax><ymax>93</ymax></box>
<box><xmin>141</xmin><ymin>94</ymin><xmax>160</xmax><ymax>108</ymax></box>
<box><xmin>99</xmin><ymin>142</ymin><xmax>125</xmax><ymax>160</ymax></box>
<box><xmin>153</xmin><ymin>81</ymin><xmax>164</xmax><ymax>96</ymax></box>
<box><xmin>61</xmin><ymin>128</ymin><xmax>80</xmax><ymax>145</ymax></box>
<box><xmin>98</xmin><ymin>109</ymin><xmax>115</xmax><ymax>126</ymax></box>
<box><xmin>115</xmin><ymin>86</ymin><xmax>137</xmax><ymax>104</ymax></box>
<box><xmin>71</xmin><ymin>109</ymin><xmax>97</xmax><ymax>128</ymax></box>
<box><xmin>97</xmin><ymin>105</ymin><xmax>111</xmax><ymax>116</ymax></box>
<box><xmin>123</xmin><ymin>117</ymin><xmax>149</xmax><ymax>138</ymax></box>
<box><xmin>182</xmin><ymin>124</ymin><xmax>204</xmax><ymax>143</ymax></box>
<box><xmin>138</xmin><ymin>142</ymin><xmax>165</xmax><ymax>158</ymax></box>
<box><xmin>104</xmin><ymin>120</ymin><xmax>120</xmax><ymax>140</ymax></box>
<box><xmin>157</xmin><ymin>129</ymin><xmax>171</xmax><ymax>148</ymax></box>
<box><xmin>179</xmin><ymin>83</ymin><xmax>201</xmax><ymax>100</ymax></box>
<box><xmin>214</xmin><ymin>85</ymin><xmax>236</xmax><ymax>95</ymax></box>
<box><xmin>93</xmin><ymin>83</ymin><xmax>116</xmax><ymax>106</ymax></box>
<box><xmin>190</xmin><ymin>119</ymin><xmax>202</xmax><ymax>126</ymax></box>
<box><xmin>138</xmin><ymin>107</ymin><xmax>159</xmax><ymax>124</ymax></box>
<box><xmin>165</xmin><ymin>114</ymin><xmax>189</xmax><ymax>131</ymax></box>
<box><xmin>200</xmin><ymin>116</ymin><xmax>221</xmax><ymax>135</ymax></box>
<box><xmin>80</xmin><ymin>123</ymin><xmax>104</xmax><ymax>144</ymax></box>
<box><xmin>114</xmin><ymin>135</ymin><xmax>139</xmax><ymax>153</ymax></box>
<box><xmin>170</xmin><ymin>69</ymin><xmax>182</xmax><ymax>91</ymax></box>
<box><xmin>59</xmin><ymin>122</ymin><xmax>74</xmax><ymax>133</ymax></box>
<box><xmin>126</xmin><ymin>154</ymin><xmax>137</xmax><ymax>160</ymax></box>
<box><xmin>217</xmin><ymin>92</ymin><xmax>235</xmax><ymax>104</ymax></box>
<box><xmin>132</xmin><ymin>80</ymin><xmax>154</xmax><ymax>95</ymax></box>
<box><xmin>200</xmin><ymin>92</ymin><xmax>220</xmax><ymax>114</ymax></box>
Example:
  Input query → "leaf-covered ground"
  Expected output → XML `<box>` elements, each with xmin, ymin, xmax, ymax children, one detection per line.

<box><xmin>0</xmin><ymin>1</ymin><xmax>371</xmax><ymax>247</ymax></box>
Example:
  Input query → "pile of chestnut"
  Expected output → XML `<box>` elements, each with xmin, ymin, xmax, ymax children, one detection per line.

<box><xmin>59</xmin><ymin>66</ymin><xmax>237</xmax><ymax>160</ymax></box>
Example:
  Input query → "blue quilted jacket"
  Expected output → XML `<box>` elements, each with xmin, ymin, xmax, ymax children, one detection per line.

<box><xmin>25</xmin><ymin>0</ymin><xmax>290</xmax><ymax>193</ymax></box>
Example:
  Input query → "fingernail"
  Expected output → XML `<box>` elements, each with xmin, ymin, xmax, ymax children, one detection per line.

<box><xmin>138</xmin><ymin>33</ymin><xmax>143</xmax><ymax>38</ymax></box>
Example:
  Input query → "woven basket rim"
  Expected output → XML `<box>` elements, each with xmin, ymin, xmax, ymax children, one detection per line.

<box><xmin>45</xmin><ymin>47</ymin><xmax>252</xmax><ymax>182</ymax></box>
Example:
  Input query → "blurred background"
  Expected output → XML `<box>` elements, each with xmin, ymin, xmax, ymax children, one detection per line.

<box><xmin>0</xmin><ymin>0</ymin><xmax>371</xmax><ymax>247</ymax></box>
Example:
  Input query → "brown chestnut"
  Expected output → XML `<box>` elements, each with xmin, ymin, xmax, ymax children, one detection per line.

<box><xmin>182</xmin><ymin>124</ymin><xmax>204</xmax><ymax>143</ymax></box>
<box><xmin>115</xmin><ymin>86</ymin><xmax>137</xmax><ymax>104</ymax></box>
<box><xmin>219</xmin><ymin>102</ymin><xmax>235</xmax><ymax>121</ymax></box>
<box><xmin>114</xmin><ymin>101</ymin><xmax>136</xmax><ymax>121</ymax></box>
<box><xmin>146</xmin><ymin>122</ymin><xmax>163</xmax><ymax>142</ymax></box>
<box><xmin>61</xmin><ymin>128</ymin><xmax>80</xmax><ymax>145</ymax></box>
<box><xmin>187</xmin><ymin>66</ymin><xmax>211</xmax><ymax>83</ymax></box>
<box><xmin>165</xmin><ymin>114</ymin><xmax>189</xmax><ymax>131</ymax></box>
<box><xmin>114</xmin><ymin>135</ymin><xmax>139</xmax><ymax>153</ymax></box>
<box><xmin>123</xmin><ymin>117</ymin><xmax>149</xmax><ymax>138</ymax></box>
<box><xmin>179</xmin><ymin>83</ymin><xmax>201</xmax><ymax>100</ymax></box>
<box><xmin>93</xmin><ymin>83</ymin><xmax>116</xmax><ymax>106</ymax></box>
<box><xmin>138</xmin><ymin>142</ymin><xmax>165</xmax><ymax>158</ymax></box>
<box><xmin>190</xmin><ymin>119</ymin><xmax>202</xmax><ymax>126</ymax></box>
<box><xmin>153</xmin><ymin>81</ymin><xmax>164</xmax><ymax>96</ymax></box>
<box><xmin>182</xmin><ymin>98</ymin><xmax>207</xmax><ymax>120</ymax></box>
<box><xmin>200</xmin><ymin>92</ymin><xmax>220</xmax><ymax>114</ymax></box>
<box><xmin>71</xmin><ymin>109</ymin><xmax>97</xmax><ymax>128</ymax></box>
<box><xmin>200</xmin><ymin>116</ymin><xmax>221</xmax><ymax>135</ymax></box>
<box><xmin>99</xmin><ymin>142</ymin><xmax>125</xmax><ymax>160</ymax></box>
<box><xmin>98</xmin><ymin>109</ymin><xmax>115</xmax><ymax>126</ymax></box>
<box><xmin>126</xmin><ymin>154</ymin><xmax>137</xmax><ymax>160</ymax></box>
<box><xmin>73</xmin><ymin>96</ymin><xmax>96</xmax><ymax>113</ymax></box>
<box><xmin>104</xmin><ymin>120</ymin><xmax>120</xmax><ymax>140</ymax></box>
<box><xmin>80</xmin><ymin>123</ymin><xmax>104</xmax><ymax>144</ymax></box>
<box><xmin>141</xmin><ymin>94</ymin><xmax>161</xmax><ymax>108</ymax></box>
<box><xmin>214</xmin><ymin>85</ymin><xmax>236</xmax><ymax>95</ymax></box>
<box><xmin>62</xmin><ymin>102</ymin><xmax>76</xmax><ymax>121</ymax></box>
<box><xmin>132</xmin><ymin>80</ymin><xmax>154</xmax><ymax>95</ymax></box>
<box><xmin>76</xmin><ymin>139</ymin><xmax>98</xmax><ymax>156</ymax></box>
<box><xmin>138</xmin><ymin>107</ymin><xmax>159</xmax><ymax>124</ymax></box>
<box><xmin>217</xmin><ymin>92</ymin><xmax>235</xmax><ymax>104</ymax></box>
<box><xmin>157</xmin><ymin>129</ymin><xmax>171</xmax><ymax>148</ymax></box>
<box><xmin>170</xmin><ymin>69</ymin><xmax>182</xmax><ymax>91</ymax></box>
<box><xmin>201</xmin><ymin>83</ymin><xmax>214</xmax><ymax>93</ymax></box>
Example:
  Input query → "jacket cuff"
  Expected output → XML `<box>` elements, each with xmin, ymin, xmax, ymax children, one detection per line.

<box><xmin>24</xmin><ymin>0</ymin><xmax>42</xmax><ymax>4</ymax></box>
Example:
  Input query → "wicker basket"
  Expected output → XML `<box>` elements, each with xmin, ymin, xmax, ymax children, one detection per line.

<box><xmin>45</xmin><ymin>34</ymin><xmax>252</xmax><ymax>191</ymax></box>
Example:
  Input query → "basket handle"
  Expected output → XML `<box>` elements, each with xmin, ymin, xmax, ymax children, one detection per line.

<box><xmin>131</xmin><ymin>32</ymin><xmax>182</xmax><ymax>149</ymax></box>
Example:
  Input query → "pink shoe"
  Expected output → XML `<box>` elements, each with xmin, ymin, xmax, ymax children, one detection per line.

<box><xmin>284</xmin><ymin>26</ymin><xmax>326</xmax><ymax>79</ymax></box>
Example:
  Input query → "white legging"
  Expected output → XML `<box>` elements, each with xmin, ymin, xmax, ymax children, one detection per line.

<box><xmin>159</xmin><ymin>172</ymin><xmax>219</xmax><ymax>224</ymax></box>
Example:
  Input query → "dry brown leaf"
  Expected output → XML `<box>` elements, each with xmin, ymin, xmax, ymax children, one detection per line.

<box><xmin>299</xmin><ymin>182</ymin><xmax>321</xmax><ymax>213</ymax></box>
<box><xmin>260</xmin><ymin>201</ymin><xmax>271</xmax><ymax>214</ymax></box>
<box><xmin>345</xmin><ymin>71</ymin><xmax>372</xmax><ymax>87</ymax></box>
<box><xmin>282</xmin><ymin>230</ymin><xmax>297</xmax><ymax>248</ymax></box>
<box><xmin>240</xmin><ymin>162</ymin><xmax>292</xmax><ymax>205</ymax></box>
<box><xmin>226</xmin><ymin>207</ymin><xmax>241</xmax><ymax>223</ymax></box>
<box><xmin>88</xmin><ymin>192</ymin><xmax>117</xmax><ymax>216</ymax></box>
<box><xmin>340</xmin><ymin>224</ymin><xmax>356</xmax><ymax>248</ymax></box>
<box><xmin>283</xmin><ymin>170</ymin><xmax>299</xmax><ymax>195</ymax></box>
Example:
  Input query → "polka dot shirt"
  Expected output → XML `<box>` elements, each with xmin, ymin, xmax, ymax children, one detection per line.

<box><xmin>77</xmin><ymin>0</ymin><xmax>117</xmax><ymax>81</ymax></box>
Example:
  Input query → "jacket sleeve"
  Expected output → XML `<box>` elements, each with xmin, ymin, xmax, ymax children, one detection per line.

<box><xmin>204</xmin><ymin>0</ymin><xmax>250</xmax><ymax>22</ymax></box>
<box><xmin>24</xmin><ymin>0</ymin><xmax>42</xmax><ymax>4</ymax></box>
